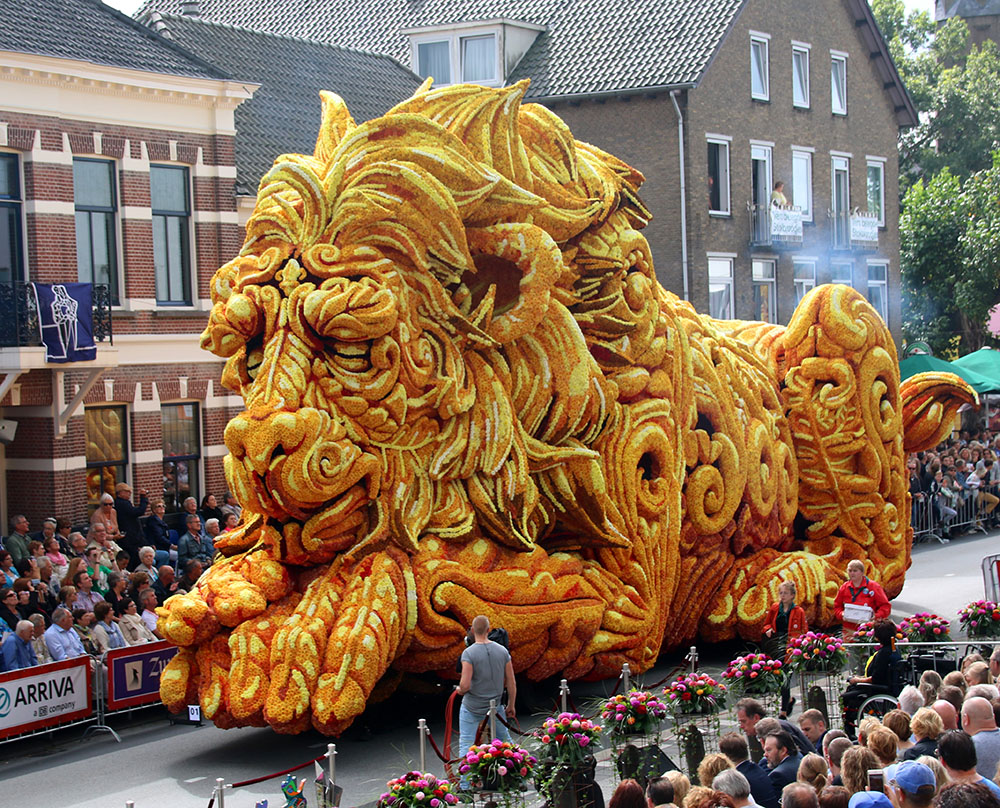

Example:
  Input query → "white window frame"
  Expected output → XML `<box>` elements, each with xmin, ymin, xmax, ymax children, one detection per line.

<box><xmin>750</xmin><ymin>32</ymin><xmax>771</xmax><ymax>102</ymax></box>
<box><xmin>409</xmin><ymin>27</ymin><xmax>502</xmax><ymax>87</ymax></box>
<box><xmin>866</xmin><ymin>156</ymin><xmax>886</xmax><ymax>228</ymax></box>
<box><xmin>752</xmin><ymin>258</ymin><xmax>777</xmax><ymax>324</ymax></box>
<box><xmin>706</xmin><ymin>135</ymin><xmax>732</xmax><ymax>216</ymax></box>
<box><xmin>830</xmin><ymin>261</ymin><xmax>853</xmax><ymax>286</ymax></box>
<box><xmin>0</xmin><ymin>149</ymin><xmax>28</xmax><ymax>284</ymax></box>
<box><xmin>707</xmin><ymin>253</ymin><xmax>735</xmax><ymax>320</ymax></box>
<box><xmin>831</xmin><ymin>50</ymin><xmax>848</xmax><ymax>115</ymax></box>
<box><xmin>792</xmin><ymin>41</ymin><xmax>811</xmax><ymax>109</ymax></box>
<box><xmin>831</xmin><ymin>153</ymin><xmax>851</xmax><ymax>216</ymax></box>
<box><xmin>791</xmin><ymin>147</ymin><xmax>813</xmax><ymax>222</ymax></box>
<box><xmin>751</xmin><ymin>141</ymin><xmax>773</xmax><ymax>209</ymax></box>
<box><xmin>793</xmin><ymin>259</ymin><xmax>817</xmax><ymax>305</ymax></box>
<box><xmin>867</xmin><ymin>260</ymin><xmax>889</xmax><ymax>323</ymax></box>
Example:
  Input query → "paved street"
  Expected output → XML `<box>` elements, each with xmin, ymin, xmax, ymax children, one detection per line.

<box><xmin>2</xmin><ymin>530</ymin><xmax>997</xmax><ymax>808</ymax></box>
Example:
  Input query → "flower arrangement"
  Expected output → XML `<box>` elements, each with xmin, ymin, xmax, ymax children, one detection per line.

<box><xmin>664</xmin><ymin>672</ymin><xmax>727</xmax><ymax>715</ymax></box>
<box><xmin>898</xmin><ymin>612</ymin><xmax>951</xmax><ymax>643</ymax></box>
<box><xmin>535</xmin><ymin>712</ymin><xmax>602</xmax><ymax>765</ymax></box>
<box><xmin>722</xmin><ymin>652</ymin><xmax>787</xmax><ymax>692</ymax></box>
<box><xmin>460</xmin><ymin>739</ymin><xmax>537</xmax><ymax>792</ymax></box>
<box><xmin>600</xmin><ymin>690</ymin><xmax>668</xmax><ymax>735</ymax></box>
<box><xmin>378</xmin><ymin>772</ymin><xmax>460</xmax><ymax>808</ymax></box>
<box><xmin>958</xmin><ymin>600</ymin><xmax>1000</xmax><ymax>638</ymax></box>
<box><xmin>850</xmin><ymin>621</ymin><xmax>906</xmax><ymax>645</ymax></box>
<box><xmin>786</xmin><ymin>632</ymin><xmax>848</xmax><ymax>672</ymax></box>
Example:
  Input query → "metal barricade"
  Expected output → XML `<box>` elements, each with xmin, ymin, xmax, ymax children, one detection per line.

<box><xmin>983</xmin><ymin>554</ymin><xmax>1000</xmax><ymax>601</ymax></box>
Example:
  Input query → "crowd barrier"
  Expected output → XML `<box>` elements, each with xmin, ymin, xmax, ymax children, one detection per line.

<box><xmin>0</xmin><ymin>640</ymin><xmax>177</xmax><ymax>745</ymax></box>
<box><xmin>910</xmin><ymin>486</ymin><xmax>995</xmax><ymax>544</ymax></box>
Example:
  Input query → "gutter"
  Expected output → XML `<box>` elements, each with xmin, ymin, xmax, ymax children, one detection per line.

<box><xmin>670</xmin><ymin>90</ymin><xmax>690</xmax><ymax>302</ymax></box>
<box><xmin>527</xmin><ymin>82</ymin><xmax>696</xmax><ymax>106</ymax></box>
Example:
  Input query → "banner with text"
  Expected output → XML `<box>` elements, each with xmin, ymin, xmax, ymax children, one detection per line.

<box><xmin>106</xmin><ymin>641</ymin><xmax>178</xmax><ymax>711</ymax></box>
<box><xmin>0</xmin><ymin>657</ymin><xmax>92</xmax><ymax>740</ymax></box>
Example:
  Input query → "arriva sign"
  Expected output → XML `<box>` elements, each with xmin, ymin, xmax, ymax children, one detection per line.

<box><xmin>0</xmin><ymin>657</ymin><xmax>91</xmax><ymax>739</ymax></box>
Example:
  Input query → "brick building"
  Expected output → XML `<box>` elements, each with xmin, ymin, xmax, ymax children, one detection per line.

<box><xmin>139</xmin><ymin>0</ymin><xmax>916</xmax><ymax>341</ymax></box>
<box><xmin>937</xmin><ymin>0</ymin><xmax>1000</xmax><ymax>50</ymax></box>
<box><xmin>0</xmin><ymin>0</ymin><xmax>419</xmax><ymax>528</ymax></box>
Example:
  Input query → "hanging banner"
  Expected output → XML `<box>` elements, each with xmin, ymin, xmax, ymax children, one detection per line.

<box><xmin>0</xmin><ymin>657</ymin><xmax>92</xmax><ymax>740</ymax></box>
<box><xmin>31</xmin><ymin>282</ymin><xmax>97</xmax><ymax>363</ymax></box>
<box><xmin>106</xmin><ymin>641</ymin><xmax>178</xmax><ymax>710</ymax></box>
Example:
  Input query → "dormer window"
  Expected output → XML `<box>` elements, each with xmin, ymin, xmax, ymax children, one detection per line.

<box><xmin>405</xmin><ymin>20</ymin><xmax>544</xmax><ymax>87</ymax></box>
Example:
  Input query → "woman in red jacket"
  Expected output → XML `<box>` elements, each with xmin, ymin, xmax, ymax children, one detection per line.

<box><xmin>833</xmin><ymin>559</ymin><xmax>891</xmax><ymax>636</ymax></box>
<box><xmin>763</xmin><ymin>580</ymin><xmax>807</xmax><ymax>716</ymax></box>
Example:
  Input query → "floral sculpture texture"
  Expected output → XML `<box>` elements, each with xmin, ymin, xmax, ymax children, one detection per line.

<box><xmin>157</xmin><ymin>80</ymin><xmax>974</xmax><ymax>735</ymax></box>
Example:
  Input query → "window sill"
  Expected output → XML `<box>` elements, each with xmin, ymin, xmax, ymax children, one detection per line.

<box><xmin>793</xmin><ymin>103</ymin><xmax>811</xmax><ymax>110</ymax></box>
<box><xmin>751</xmin><ymin>96</ymin><xmax>770</xmax><ymax>103</ymax></box>
<box><xmin>709</xmin><ymin>210</ymin><xmax>731</xmax><ymax>218</ymax></box>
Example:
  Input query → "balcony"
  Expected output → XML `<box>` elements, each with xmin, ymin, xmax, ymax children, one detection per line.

<box><xmin>830</xmin><ymin>209</ymin><xmax>880</xmax><ymax>251</ymax></box>
<box><xmin>748</xmin><ymin>203</ymin><xmax>803</xmax><ymax>249</ymax></box>
<box><xmin>0</xmin><ymin>282</ymin><xmax>112</xmax><ymax>348</ymax></box>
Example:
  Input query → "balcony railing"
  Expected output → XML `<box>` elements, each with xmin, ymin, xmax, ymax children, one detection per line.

<box><xmin>748</xmin><ymin>203</ymin><xmax>803</xmax><ymax>248</ymax></box>
<box><xmin>0</xmin><ymin>282</ymin><xmax>112</xmax><ymax>349</ymax></box>
<box><xmin>830</xmin><ymin>208</ymin><xmax>879</xmax><ymax>251</ymax></box>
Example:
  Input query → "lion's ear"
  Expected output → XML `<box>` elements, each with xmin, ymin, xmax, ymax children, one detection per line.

<box><xmin>314</xmin><ymin>91</ymin><xmax>357</xmax><ymax>165</ymax></box>
<box><xmin>463</xmin><ymin>223</ymin><xmax>563</xmax><ymax>344</ymax></box>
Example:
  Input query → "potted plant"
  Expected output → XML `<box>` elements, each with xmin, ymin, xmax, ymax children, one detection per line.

<box><xmin>958</xmin><ymin>600</ymin><xmax>1000</xmax><ymax>639</ymax></box>
<box><xmin>899</xmin><ymin>613</ymin><xmax>951</xmax><ymax>643</ymax></box>
<box><xmin>600</xmin><ymin>690</ymin><xmax>668</xmax><ymax>737</ymax></box>
<box><xmin>722</xmin><ymin>652</ymin><xmax>787</xmax><ymax>695</ymax></box>
<box><xmin>534</xmin><ymin>713</ymin><xmax>603</xmax><ymax>808</ymax></box>
<box><xmin>664</xmin><ymin>672</ymin><xmax>727</xmax><ymax>715</ymax></box>
<box><xmin>460</xmin><ymin>738</ymin><xmax>537</xmax><ymax>796</ymax></box>
<box><xmin>786</xmin><ymin>633</ymin><xmax>848</xmax><ymax>673</ymax></box>
<box><xmin>378</xmin><ymin>772</ymin><xmax>460</xmax><ymax>808</ymax></box>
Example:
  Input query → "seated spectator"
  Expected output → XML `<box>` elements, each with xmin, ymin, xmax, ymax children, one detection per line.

<box><xmin>143</xmin><ymin>501</ymin><xmax>176</xmax><ymax>567</ymax></box>
<box><xmin>903</xmin><ymin>708</ymin><xmax>944</xmax><ymax>760</ymax></box>
<box><xmin>817</xmin><ymin>786</ymin><xmax>849</xmax><ymax>808</ymax></box>
<box><xmin>883</xmin><ymin>709</ymin><xmax>915</xmax><ymax>756</ymax></box>
<box><xmin>205</xmin><ymin>518</ymin><xmax>221</xmax><ymax>546</ymax></box>
<box><xmin>177</xmin><ymin>559</ymin><xmax>203</xmax><ymax>593</ymax></box>
<box><xmin>91</xmin><ymin>601</ymin><xmax>127</xmax><ymax>652</ymax></box>
<box><xmin>57</xmin><ymin>584</ymin><xmax>77</xmax><ymax>612</ymax></box>
<box><xmin>936</xmin><ymin>729</ymin><xmax>1000</xmax><ymax>799</ymax></box>
<box><xmin>72</xmin><ymin>569</ymin><xmax>105</xmax><ymax>612</ymax></box>
<box><xmin>720</xmin><ymin>731</ymin><xmax>779</xmax><ymax>808</ymax></box>
<box><xmin>28</xmin><ymin>613</ymin><xmax>51</xmax><ymax>664</ymax></box>
<box><xmin>90</xmin><ymin>493</ymin><xmax>123</xmax><ymax>542</ymax></box>
<box><xmin>826</xmin><ymin>737</ymin><xmax>853</xmax><ymax>787</ymax></box>
<box><xmin>796</xmin><ymin>753</ymin><xmax>829</xmax><ymax>794</ymax></box>
<box><xmin>4</xmin><ymin>515</ymin><xmax>31</xmax><ymax>565</ymax></box>
<box><xmin>962</xmin><ymin>697</ymin><xmax>1000</xmax><ymax>779</ymax></box>
<box><xmin>105</xmin><ymin>571</ymin><xmax>128</xmax><ymax>616</ymax></box>
<box><xmin>933</xmin><ymin>781</ymin><xmax>1000</xmax><ymax>808</ymax></box>
<box><xmin>0</xmin><ymin>550</ymin><xmax>17</xmax><ymax>587</ymax></box>
<box><xmin>71</xmin><ymin>608</ymin><xmax>98</xmax><ymax>656</ymax></box>
<box><xmin>0</xmin><ymin>587</ymin><xmax>20</xmax><ymax>631</ymax></box>
<box><xmin>113</xmin><ymin>550</ymin><xmax>130</xmax><ymax>574</ymax></box>
<box><xmin>1</xmin><ymin>619</ymin><xmax>37</xmax><ymax>670</ymax></box>
<box><xmin>867</xmin><ymin>727</ymin><xmax>900</xmax><ymax>767</ymax></box>
<box><xmin>128</xmin><ymin>570</ymin><xmax>152</xmax><ymax>607</ymax></box>
<box><xmin>698</xmin><ymin>753</ymin><xmax>732</xmax><ymax>792</ymax></box>
<box><xmin>42</xmin><ymin>537</ymin><xmax>68</xmax><ymax>585</ymax></box>
<box><xmin>55</xmin><ymin>518</ymin><xmax>74</xmax><ymax>555</ymax></box>
<box><xmin>223</xmin><ymin>513</ymin><xmax>239</xmax><ymax>532</ymax></box>
<box><xmin>27</xmin><ymin>540</ymin><xmax>44</xmax><ymax>562</ymax></box>
<box><xmin>86</xmin><ymin>522</ymin><xmax>121</xmax><ymax>570</ymax></box>
<box><xmin>839</xmin><ymin>746</ymin><xmax>879</xmax><ymax>796</ymax></box>
<box><xmin>82</xmin><ymin>547</ymin><xmax>110</xmax><ymax>595</ymax></box>
<box><xmin>711</xmin><ymin>770</ymin><xmax>751</xmax><ymax>808</ymax></box>
<box><xmin>133</xmin><ymin>546</ymin><xmax>158</xmax><ymax>582</ymax></box>
<box><xmin>177</xmin><ymin>515</ymin><xmax>213</xmax><ymax>569</ymax></box>
<box><xmin>200</xmin><ymin>494</ymin><xmax>225</xmax><ymax>527</ymax></box>
<box><xmin>44</xmin><ymin>607</ymin><xmax>87</xmax><ymax>660</ymax></box>
<box><xmin>153</xmin><ymin>565</ymin><xmax>178</xmax><ymax>605</ymax></box>
<box><xmin>139</xmin><ymin>589</ymin><xmax>161</xmax><ymax>639</ymax></box>
<box><xmin>118</xmin><ymin>598</ymin><xmax>155</xmax><ymax>645</ymax></box>
<box><xmin>220</xmin><ymin>491</ymin><xmax>241</xmax><ymax>521</ymax></box>
<box><xmin>67</xmin><ymin>532</ymin><xmax>88</xmax><ymax>561</ymax></box>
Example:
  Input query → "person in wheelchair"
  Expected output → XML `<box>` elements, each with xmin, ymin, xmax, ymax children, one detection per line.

<box><xmin>841</xmin><ymin>618</ymin><xmax>903</xmax><ymax>737</ymax></box>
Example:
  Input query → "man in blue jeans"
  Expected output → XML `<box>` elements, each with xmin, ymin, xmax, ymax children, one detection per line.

<box><xmin>456</xmin><ymin>615</ymin><xmax>516</xmax><ymax>786</ymax></box>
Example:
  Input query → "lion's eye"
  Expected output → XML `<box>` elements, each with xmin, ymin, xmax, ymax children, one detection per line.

<box><xmin>245</xmin><ymin>335</ymin><xmax>264</xmax><ymax>381</ymax></box>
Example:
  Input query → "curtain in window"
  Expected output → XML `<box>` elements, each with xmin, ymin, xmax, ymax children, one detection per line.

<box><xmin>709</xmin><ymin>284</ymin><xmax>732</xmax><ymax>320</ymax></box>
<box><xmin>418</xmin><ymin>41</ymin><xmax>451</xmax><ymax>83</ymax></box>
<box><xmin>462</xmin><ymin>36</ymin><xmax>495</xmax><ymax>82</ymax></box>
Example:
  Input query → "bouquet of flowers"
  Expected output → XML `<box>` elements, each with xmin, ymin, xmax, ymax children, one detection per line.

<box><xmin>850</xmin><ymin>621</ymin><xmax>906</xmax><ymax>644</ymax></box>
<box><xmin>600</xmin><ymin>690</ymin><xmax>668</xmax><ymax>736</ymax></box>
<box><xmin>899</xmin><ymin>612</ymin><xmax>951</xmax><ymax>643</ymax></box>
<box><xmin>958</xmin><ymin>600</ymin><xmax>1000</xmax><ymax>638</ymax></box>
<box><xmin>378</xmin><ymin>772</ymin><xmax>460</xmax><ymax>808</ymax></box>
<box><xmin>460</xmin><ymin>739</ymin><xmax>537</xmax><ymax>792</ymax></box>
<box><xmin>722</xmin><ymin>652</ymin><xmax>787</xmax><ymax>692</ymax></box>
<box><xmin>664</xmin><ymin>672</ymin><xmax>727</xmax><ymax>715</ymax></box>
<box><xmin>535</xmin><ymin>712</ymin><xmax>602</xmax><ymax>765</ymax></box>
<box><xmin>786</xmin><ymin>632</ymin><xmax>848</xmax><ymax>672</ymax></box>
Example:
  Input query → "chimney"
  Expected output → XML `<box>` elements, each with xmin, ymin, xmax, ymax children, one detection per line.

<box><xmin>181</xmin><ymin>0</ymin><xmax>201</xmax><ymax>16</ymax></box>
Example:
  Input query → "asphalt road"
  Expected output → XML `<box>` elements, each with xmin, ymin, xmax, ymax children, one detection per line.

<box><xmin>2</xmin><ymin>530</ymin><xmax>996</xmax><ymax>808</ymax></box>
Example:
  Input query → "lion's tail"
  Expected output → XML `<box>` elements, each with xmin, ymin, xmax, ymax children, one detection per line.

<box><xmin>901</xmin><ymin>371</ymin><xmax>979</xmax><ymax>454</ymax></box>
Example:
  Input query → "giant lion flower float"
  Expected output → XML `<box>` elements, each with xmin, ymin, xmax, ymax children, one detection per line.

<box><xmin>157</xmin><ymin>80</ymin><xmax>973</xmax><ymax>734</ymax></box>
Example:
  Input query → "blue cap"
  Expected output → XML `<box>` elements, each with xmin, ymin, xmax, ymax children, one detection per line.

<box><xmin>848</xmin><ymin>793</ymin><xmax>893</xmax><ymax>808</ymax></box>
<box><xmin>890</xmin><ymin>760</ymin><xmax>936</xmax><ymax>793</ymax></box>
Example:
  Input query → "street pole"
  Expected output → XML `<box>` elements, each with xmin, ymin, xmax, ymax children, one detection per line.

<box><xmin>559</xmin><ymin>679</ymin><xmax>569</xmax><ymax>712</ymax></box>
<box><xmin>418</xmin><ymin>719</ymin><xmax>428</xmax><ymax>771</ymax></box>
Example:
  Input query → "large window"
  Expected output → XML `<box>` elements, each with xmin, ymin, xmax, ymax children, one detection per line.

<box><xmin>752</xmin><ymin>259</ymin><xmax>776</xmax><ymax>323</ymax></box>
<box><xmin>867</xmin><ymin>158</ymin><xmax>885</xmax><ymax>228</ymax></box>
<box><xmin>831</xmin><ymin>52</ymin><xmax>848</xmax><ymax>115</ymax></box>
<box><xmin>867</xmin><ymin>261</ymin><xmax>888</xmax><ymax>323</ymax></box>
<box><xmin>792</xmin><ymin>149</ymin><xmax>813</xmax><ymax>222</ymax></box>
<box><xmin>151</xmin><ymin>165</ymin><xmax>192</xmax><ymax>305</ymax></box>
<box><xmin>708</xmin><ymin>255</ymin><xmax>734</xmax><ymax>320</ymax></box>
<box><xmin>415</xmin><ymin>33</ymin><xmax>498</xmax><ymax>85</ymax></box>
<box><xmin>707</xmin><ymin>137</ymin><xmax>731</xmax><ymax>215</ymax></box>
<box><xmin>85</xmin><ymin>406</ymin><xmax>127</xmax><ymax>511</ymax></box>
<box><xmin>793</xmin><ymin>260</ymin><xmax>816</xmax><ymax>305</ymax></box>
<box><xmin>162</xmin><ymin>403</ymin><xmax>201</xmax><ymax>514</ymax></box>
<box><xmin>832</xmin><ymin>154</ymin><xmax>851</xmax><ymax>248</ymax></box>
<box><xmin>831</xmin><ymin>261</ymin><xmax>853</xmax><ymax>287</ymax></box>
<box><xmin>0</xmin><ymin>153</ymin><xmax>24</xmax><ymax>286</ymax></box>
<box><xmin>74</xmin><ymin>158</ymin><xmax>119</xmax><ymax>304</ymax></box>
<box><xmin>417</xmin><ymin>41</ymin><xmax>451</xmax><ymax>83</ymax></box>
<box><xmin>792</xmin><ymin>43</ymin><xmax>811</xmax><ymax>109</ymax></box>
<box><xmin>750</xmin><ymin>34</ymin><xmax>770</xmax><ymax>101</ymax></box>
<box><xmin>461</xmin><ymin>35</ymin><xmax>496</xmax><ymax>82</ymax></box>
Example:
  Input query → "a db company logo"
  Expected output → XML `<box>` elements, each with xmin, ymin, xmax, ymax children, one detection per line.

<box><xmin>0</xmin><ymin>688</ymin><xmax>10</xmax><ymax>718</ymax></box>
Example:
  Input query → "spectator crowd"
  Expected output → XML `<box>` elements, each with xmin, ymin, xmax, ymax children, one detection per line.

<box><xmin>0</xmin><ymin>487</ymin><xmax>241</xmax><ymax>672</ymax></box>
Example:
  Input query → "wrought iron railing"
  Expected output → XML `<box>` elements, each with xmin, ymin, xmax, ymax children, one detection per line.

<box><xmin>748</xmin><ymin>203</ymin><xmax>803</xmax><ymax>248</ymax></box>
<box><xmin>0</xmin><ymin>282</ymin><xmax>112</xmax><ymax>348</ymax></box>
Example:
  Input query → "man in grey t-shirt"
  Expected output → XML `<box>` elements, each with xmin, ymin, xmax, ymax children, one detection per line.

<box><xmin>962</xmin><ymin>696</ymin><xmax>1000</xmax><ymax>779</ymax></box>
<box><xmin>456</xmin><ymin>615</ymin><xmax>516</xmax><ymax>783</ymax></box>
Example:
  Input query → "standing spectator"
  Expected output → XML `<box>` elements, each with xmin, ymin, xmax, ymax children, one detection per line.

<box><xmin>91</xmin><ymin>601</ymin><xmax>127</xmax><ymax>652</ymax></box>
<box><xmin>962</xmin><ymin>697</ymin><xmax>1000</xmax><ymax>779</ymax></box>
<box><xmin>826</xmin><ymin>737</ymin><xmax>853</xmax><ymax>787</ymax></box>
<box><xmin>139</xmin><ymin>589</ymin><xmax>161</xmax><ymax>638</ymax></box>
<box><xmin>1</xmin><ymin>620</ymin><xmax>37</xmax><ymax>670</ymax></box>
<box><xmin>698</xmin><ymin>754</ymin><xmax>733</xmax><ymax>792</ymax></box>
<box><xmin>90</xmin><ymin>494</ymin><xmax>122</xmax><ymax>542</ymax></box>
<box><xmin>883</xmin><ymin>709</ymin><xmax>915</xmax><ymax>757</ymax></box>
<box><xmin>118</xmin><ymin>598</ymin><xmax>155</xmax><ymax>645</ymax></box>
<box><xmin>646</xmin><ymin>776</ymin><xmax>677</xmax><ymax>808</ymax></box>
<box><xmin>763</xmin><ymin>580</ymin><xmax>807</xmax><ymax>715</ymax></box>
<box><xmin>199</xmin><ymin>494</ymin><xmax>225</xmax><ymax>526</ymax></box>
<box><xmin>178</xmin><ymin>515</ymin><xmax>214</xmax><ymax>569</ymax></box>
<box><xmin>133</xmin><ymin>547</ymin><xmax>158</xmax><ymax>582</ymax></box>
<box><xmin>220</xmin><ymin>492</ymin><xmax>241</xmax><ymax>522</ymax></box>
<box><xmin>28</xmin><ymin>613</ymin><xmax>51</xmax><ymax>664</ymax></box>
<box><xmin>720</xmin><ymin>731</ymin><xmax>779</xmax><ymax>808</ymax></box>
<box><xmin>4</xmin><ymin>515</ymin><xmax>31</xmax><ymax>566</ymax></box>
<box><xmin>902</xmin><ymin>708</ymin><xmax>945</xmax><ymax>760</ymax></box>
<box><xmin>736</xmin><ymin>698</ymin><xmax>814</xmax><ymax>757</ymax></box>
<box><xmin>966</xmin><ymin>662</ymin><xmax>992</xmax><ymax>687</ymax></box>
<box><xmin>799</xmin><ymin>710</ymin><xmax>829</xmax><ymax>754</ymax></box>
<box><xmin>817</xmin><ymin>787</ymin><xmax>849</xmax><ymax>808</ymax></box>
<box><xmin>609</xmin><ymin>780</ymin><xmax>647</xmax><ymax>808</ymax></box>
<box><xmin>73</xmin><ymin>570</ymin><xmax>105</xmax><ymax>612</ymax></box>
<box><xmin>153</xmin><ymin>565</ymin><xmax>179</xmax><ymax>605</ymax></box>
<box><xmin>781</xmin><ymin>784</ymin><xmax>819</xmax><ymax>808</ymax></box>
<box><xmin>936</xmin><ymin>729</ymin><xmax>1000</xmax><ymax>799</ymax></box>
<box><xmin>44</xmin><ymin>607</ymin><xmax>87</xmax><ymax>660</ymax></box>
<box><xmin>144</xmin><ymin>500</ymin><xmax>176</xmax><ymax>567</ymax></box>
<box><xmin>113</xmin><ymin>481</ymin><xmax>148</xmax><ymax>569</ymax></box>
<box><xmin>711</xmin><ymin>770</ymin><xmax>752</xmax><ymax>808</ymax></box>
<box><xmin>867</xmin><ymin>727</ymin><xmax>899</xmax><ymax>767</ymax></box>
<box><xmin>990</xmin><ymin>648</ymin><xmax>1000</xmax><ymax>681</ymax></box>
<box><xmin>839</xmin><ymin>746</ymin><xmax>879</xmax><ymax>795</ymax></box>
<box><xmin>833</xmin><ymin>560</ymin><xmax>891</xmax><ymax>636</ymax></box>
<box><xmin>762</xmin><ymin>731</ymin><xmax>802</xmax><ymax>794</ymax></box>
<box><xmin>665</xmin><ymin>773</ymin><xmax>690</xmax><ymax>807</ymax></box>
<box><xmin>885</xmin><ymin>761</ymin><xmax>936</xmax><ymax>808</ymax></box>
<box><xmin>796</xmin><ymin>753</ymin><xmax>829</xmax><ymax>794</ymax></box>
<box><xmin>933</xmin><ymin>782</ymin><xmax>1000</xmax><ymax>808</ymax></box>
<box><xmin>455</xmin><ymin>615</ymin><xmax>515</xmax><ymax>765</ymax></box>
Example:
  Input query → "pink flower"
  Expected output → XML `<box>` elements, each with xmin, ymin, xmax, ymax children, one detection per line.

<box><xmin>498</xmin><ymin>766</ymin><xmax>508</xmax><ymax>776</ymax></box>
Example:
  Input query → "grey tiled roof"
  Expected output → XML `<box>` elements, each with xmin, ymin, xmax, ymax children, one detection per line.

<box><xmin>1</xmin><ymin>0</ymin><xmax>229</xmax><ymax>80</ymax></box>
<box><xmin>136</xmin><ymin>0</ymin><xmax>747</xmax><ymax>98</ymax></box>
<box><xmin>153</xmin><ymin>14</ymin><xmax>423</xmax><ymax>194</ymax></box>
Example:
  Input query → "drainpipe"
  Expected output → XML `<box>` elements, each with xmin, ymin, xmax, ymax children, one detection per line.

<box><xmin>670</xmin><ymin>90</ymin><xmax>690</xmax><ymax>302</ymax></box>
